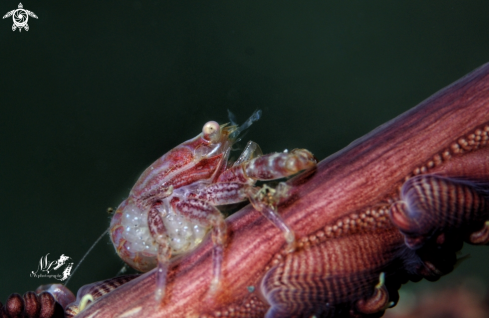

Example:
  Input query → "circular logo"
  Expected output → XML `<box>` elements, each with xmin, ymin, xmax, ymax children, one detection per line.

<box><xmin>13</xmin><ymin>9</ymin><xmax>28</xmax><ymax>28</ymax></box>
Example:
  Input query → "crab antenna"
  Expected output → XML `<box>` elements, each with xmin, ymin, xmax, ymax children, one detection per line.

<box><xmin>227</xmin><ymin>109</ymin><xmax>238</xmax><ymax>127</ymax></box>
<box><xmin>64</xmin><ymin>228</ymin><xmax>109</xmax><ymax>288</ymax></box>
<box><xmin>229</xmin><ymin>109</ymin><xmax>262</xmax><ymax>139</ymax></box>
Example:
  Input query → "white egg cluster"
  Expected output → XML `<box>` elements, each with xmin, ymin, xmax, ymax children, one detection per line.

<box><xmin>119</xmin><ymin>199</ymin><xmax>208</xmax><ymax>256</ymax></box>
<box><xmin>163</xmin><ymin>206</ymin><xmax>208</xmax><ymax>255</ymax></box>
<box><xmin>120</xmin><ymin>201</ymin><xmax>157</xmax><ymax>255</ymax></box>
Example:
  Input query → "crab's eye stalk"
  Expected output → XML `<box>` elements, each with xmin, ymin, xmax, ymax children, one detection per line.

<box><xmin>202</xmin><ymin>121</ymin><xmax>221</xmax><ymax>143</ymax></box>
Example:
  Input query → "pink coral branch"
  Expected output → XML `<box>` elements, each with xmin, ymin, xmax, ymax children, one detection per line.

<box><xmin>74</xmin><ymin>63</ymin><xmax>489</xmax><ymax>318</ymax></box>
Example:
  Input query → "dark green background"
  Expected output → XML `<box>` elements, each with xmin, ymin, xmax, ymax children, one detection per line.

<box><xmin>1</xmin><ymin>0</ymin><xmax>488</xmax><ymax>311</ymax></box>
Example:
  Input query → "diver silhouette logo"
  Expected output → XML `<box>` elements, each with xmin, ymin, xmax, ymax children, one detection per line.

<box><xmin>31</xmin><ymin>253</ymin><xmax>74</xmax><ymax>281</ymax></box>
<box><xmin>3</xmin><ymin>3</ymin><xmax>38</xmax><ymax>32</ymax></box>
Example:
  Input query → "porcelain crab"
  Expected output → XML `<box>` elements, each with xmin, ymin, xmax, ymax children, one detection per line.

<box><xmin>109</xmin><ymin>111</ymin><xmax>317</xmax><ymax>301</ymax></box>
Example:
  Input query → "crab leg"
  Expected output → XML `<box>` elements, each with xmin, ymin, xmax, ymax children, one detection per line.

<box><xmin>244</xmin><ymin>149</ymin><xmax>316</xmax><ymax>180</ymax></box>
<box><xmin>147</xmin><ymin>206</ymin><xmax>172</xmax><ymax>301</ymax></box>
<box><xmin>191</xmin><ymin>147</ymin><xmax>316</xmax><ymax>204</ymax></box>
<box><xmin>231</xmin><ymin>141</ymin><xmax>263</xmax><ymax>167</ymax></box>
<box><xmin>171</xmin><ymin>198</ymin><xmax>227</xmax><ymax>292</ymax></box>
<box><xmin>217</xmin><ymin>149</ymin><xmax>316</xmax><ymax>183</ymax></box>
<box><xmin>215</xmin><ymin>149</ymin><xmax>316</xmax><ymax>250</ymax></box>
<box><xmin>187</xmin><ymin>182</ymin><xmax>249</xmax><ymax>205</ymax></box>
<box><xmin>187</xmin><ymin>182</ymin><xmax>296</xmax><ymax>251</ymax></box>
<box><xmin>246</xmin><ymin>183</ymin><xmax>297</xmax><ymax>251</ymax></box>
